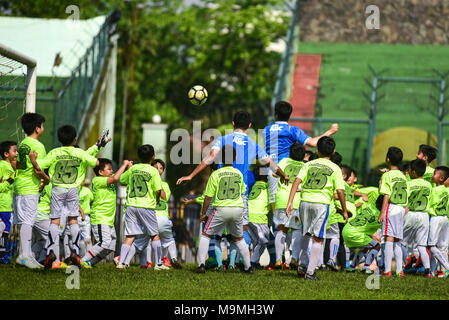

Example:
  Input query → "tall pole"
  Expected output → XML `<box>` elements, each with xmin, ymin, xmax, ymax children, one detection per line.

<box><xmin>438</xmin><ymin>79</ymin><xmax>445</xmax><ymax>166</ymax></box>
<box><xmin>365</xmin><ymin>76</ymin><xmax>377</xmax><ymax>184</ymax></box>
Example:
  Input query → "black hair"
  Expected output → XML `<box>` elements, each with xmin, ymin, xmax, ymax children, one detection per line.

<box><xmin>375</xmin><ymin>195</ymin><xmax>385</xmax><ymax>211</ymax></box>
<box><xmin>138</xmin><ymin>144</ymin><xmax>155</xmax><ymax>163</ymax></box>
<box><xmin>340</xmin><ymin>164</ymin><xmax>352</xmax><ymax>181</ymax></box>
<box><xmin>330</xmin><ymin>151</ymin><xmax>342</xmax><ymax>166</ymax></box>
<box><xmin>409</xmin><ymin>159</ymin><xmax>426</xmax><ymax>177</ymax></box>
<box><xmin>232</xmin><ymin>111</ymin><xmax>251</xmax><ymax>130</ymax></box>
<box><xmin>289</xmin><ymin>142</ymin><xmax>305</xmax><ymax>162</ymax></box>
<box><xmin>435</xmin><ymin>166</ymin><xmax>449</xmax><ymax>181</ymax></box>
<box><xmin>317</xmin><ymin>136</ymin><xmax>336</xmax><ymax>157</ymax></box>
<box><xmin>274</xmin><ymin>101</ymin><xmax>293</xmax><ymax>122</ymax></box>
<box><xmin>152</xmin><ymin>158</ymin><xmax>166</xmax><ymax>171</ymax></box>
<box><xmin>209</xmin><ymin>163</ymin><xmax>219</xmax><ymax>171</ymax></box>
<box><xmin>399</xmin><ymin>161</ymin><xmax>410</xmax><ymax>173</ymax></box>
<box><xmin>57</xmin><ymin>125</ymin><xmax>77</xmax><ymax>146</ymax></box>
<box><xmin>94</xmin><ymin>158</ymin><xmax>112</xmax><ymax>176</ymax></box>
<box><xmin>253</xmin><ymin>165</ymin><xmax>268</xmax><ymax>182</ymax></box>
<box><xmin>0</xmin><ymin>141</ymin><xmax>16</xmax><ymax>159</ymax></box>
<box><xmin>216</xmin><ymin>145</ymin><xmax>236</xmax><ymax>165</ymax></box>
<box><xmin>21</xmin><ymin>113</ymin><xmax>45</xmax><ymax>135</ymax></box>
<box><xmin>386</xmin><ymin>146</ymin><xmax>403</xmax><ymax>166</ymax></box>
<box><xmin>418</xmin><ymin>144</ymin><xmax>438</xmax><ymax>163</ymax></box>
<box><xmin>307</xmin><ymin>152</ymin><xmax>319</xmax><ymax>162</ymax></box>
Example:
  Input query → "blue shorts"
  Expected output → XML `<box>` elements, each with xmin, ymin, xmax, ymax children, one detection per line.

<box><xmin>0</xmin><ymin>212</ymin><xmax>12</xmax><ymax>232</ymax></box>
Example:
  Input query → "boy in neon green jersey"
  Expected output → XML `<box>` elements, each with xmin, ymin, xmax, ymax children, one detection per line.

<box><xmin>29</xmin><ymin>125</ymin><xmax>102</xmax><ymax>268</ymax></box>
<box><xmin>78</xmin><ymin>179</ymin><xmax>94</xmax><ymax>257</ymax></box>
<box><xmin>116</xmin><ymin>144</ymin><xmax>165</xmax><ymax>270</ymax></box>
<box><xmin>32</xmin><ymin>182</ymin><xmax>52</xmax><ymax>265</ymax></box>
<box><xmin>248</xmin><ymin>166</ymin><xmax>271</xmax><ymax>269</ymax></box>
<box><xmin>80</xmin><ymin>158</ymin><xmax>130</xmax><ymax>268</ymax></box>
<box><xmin>427</xmin><ymin>166</ymin><xmax>449</xmax><ymax>278</ymax></box>
<box><xmin>273</xmin><ymin>142</ymin><xmax>305</xmax><ymax>269</ymax></box>
<box><xmin>196</xmin><ymin>145</ymin><xmax>252</xmax><ymax>274</ymax></box>
<box><xmin>378</xmin><ymin>147</ymin><xmax>409</xmax><ymax>278</ymax></box>
<box><xmin>286</xmin><ymin>136</ymin><xmax>347</xmax><ymax>280</ymax></box>
<box><xmin>0</xmin><ymin>141</ymin><xmax>17</xmax><ymax>263</ymax></box>
<box><xmin>14</xmin><ymin>113</ymin><xmax>47</xmax><ymax>269</ymax></box>
<box><xmin>416</xmin><ymin>145</ymin><xmax>437</xmax><ymax>184</ymax></box>
<box><xmin>402</xmin><ymin>159</ymin><xmax>433</xmax><ymax>277</ymax></box>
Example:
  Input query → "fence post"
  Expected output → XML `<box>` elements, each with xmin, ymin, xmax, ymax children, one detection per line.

<box><xmin>438</xmin><ymin>79</ymin><xmax>445</xmax><ymax>166</ymax></box>
<box><xmin>365</xmin><ymin>76</ymin><xmax>378</xmax><ymax>183</ymax></box>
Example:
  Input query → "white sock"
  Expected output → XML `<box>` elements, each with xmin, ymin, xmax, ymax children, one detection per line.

<box><xmin>152</xmin><ymin>240</ymin><xmax>162</xmax><ymax>265</ymax></box>
<box><xmin>329</xmin><ymin>238</ymin><xmax>340</xmax><ymax>262</ymax></box>
<box><xmin>20</xmin><ymin>224</ymin><xmax>33</xmax><ymax>257</ymax></box>
<box><xmin>46</xmin><ymin>223</ymin><xmax>60</xmax><ymax>262</ymax></box>
<box><xmin>146</xmin><ymin>243</ymin><xmax>152</xmax><ymax>263</ymax></box>
<box><xmin>235</xmin><ymin>239</ymin><xmax>251</xmax><ymax>270</ymax></box>
<box><xmin>384</xmin><ymin>242</ymin><xmax>394</xmax><ymax>273</ymax></box>
<box><xmin>0</xmin><ymin>221</ymin><xmax>5</xmax><ymax>235</ymax></box>
<box><xmin>121</xmin><ymin>244</ymin><xmax>135</xmax><ymax>265</ymax></box>
<box><xmin>69</xmin><ymin>224</ymin><xmax>81</xmax><ymax>255</ymax></box>
<box><xmin>162</xmin><ymin>246</ymin><xmax>168</xmax><ymax>259</ymax></box>
<box><xmin>430</xmin><ymin>246</ymin><xmax>449</xmax><ymax>270</ymax></box>
<box><xmin>307</xmin><ymin>241</ymin><xmax>322</xmax><ymax>275</ymax></box>
<box><xmin>197</xmin><ymin>235</ymin><xmax>210</xmax><ymax>266</ymax></box>
<box><xmin>81</xmin><ymin>243</ymin><xmax>102</xmax><ymax>262</ymax></box>
<box><xmin>394</xmin><ymin>242</ymin><xmax>403</xmax><ymax>273</ymax></box>
<box><xmin>417</xmin><ymin>246</ymin><xmax>430</xmax><ymax>269</ymax></box>
<box><xmin>250</xmin><ymin>242</ymin><xmax>266</xmax><ymax>264</ymax></box>
<box><xmin>274</xmin><ymin>231</ymin><xmax>286</xmax><ymax>262</ymax></box>
<box><xmin>119</xmin><ymin>244</ymin><xmax>131</xmax><ymax>263</ymax></box>
<box><xmin>291</xmin><ymin>229</ymin><xmax>302</xmax><ymax>262</ymax></box>
<box><xmin>298</xmin><ymin>234</ymin><xmax>310</xmax><ymax>267</ymax></box>
<box><xmin>318</xmin><ymin>241</ymin><xmax>325</xmax><ymax>266</ymax></box>
<box><xmin>167</xmin><ymin>242</ymin><xmax>178</xmax><ymax>260</ymax></box>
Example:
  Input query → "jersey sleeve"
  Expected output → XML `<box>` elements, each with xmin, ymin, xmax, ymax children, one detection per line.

<box><xmin>86</xmin><ymin>144</ymin><xmax>100</xmax><ymax>156</ymax></box>
<box><xmin>204</xmin><ymin>172</ymin><xmax>217</xmax><ymax>198</ymax></box>
<box><xmin>119</xmin><ymin>169</ymin><xmax>131</xmax><ymax>185</ymax></box>
<box><xmin>333</xmin><ymin>168</ymin><xmax>345</xmax><ymax>191</ymax></box>
<box><xmin>83</xmin><ymin>151</ymin><xmax>98</xmax><ymax>168</ymax></box>
<box><xmin>211</xmin><ymin>136</ymin><xmax>224</xmax><ymax>150</ymax></box>
<box><xmin>151</xmin><ymin>170</ymin><xmax>162</xmax><ymax>192</ymax></box>
<box><xmin>163</xmin><ymin>183</ymin><xmax>171</xmax><ymax>200</ymax></box>
<box><xmin>292</xmin><ymin>126</ymin><xmax>311</xmax><ymax>145</ymax></box>
<box><xmin>379</xmin><ymin>173</ymin><xmax>391</xmax><ymax>196</ymax></box>
<box><xmin>195</xmin><ymin>194</ymin><xmax>205</xmax><ymax>205</ymax></box>
<box><xmin>296</xmin><ymin>163</ymin><xmax>308</xmax><ymax>182</ymax></box>
<box><xmin>36</xmin><ymin>152</ymin><xmax>54</xmax><ymax>169</ymax></box>
<box><xmin>93</xmin><ymin>177</ymin><xmax>108</xmax><ymax>189</ymax></box>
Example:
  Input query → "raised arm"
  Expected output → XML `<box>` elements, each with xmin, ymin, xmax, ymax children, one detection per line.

<box><xmin>336</xmin><ymin>189</ymin><xmax>348</xmax><ymax>223</ymax></box>
<box><xmin>305</xmin><ymin>123</ymin><xmax>338</xmax><ymax>147</ymax></box>
<box><xmin>176</xmin><ymin>148</ymin><xmax>219</xmax><ymax>185</ymax></box>
<box><xmin>258</xmin><ymin>157</ymin><xmax>289</xmax><ymax>186</ymax></box>
<box><xmin>106</xmin><ymin>160</ymin><xmax>130</xmax><ymax>185</ymax></box>
<box><xmin>286</xmin><ymin>177</ymin><xmax>302</xmax><ymax>216</ymax></box>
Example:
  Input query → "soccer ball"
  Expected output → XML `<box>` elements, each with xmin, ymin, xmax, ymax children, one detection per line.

<box><xmin>188</xmin><ymin>85</ymin><xmax>208</xmax><ymax>106</ymax></box>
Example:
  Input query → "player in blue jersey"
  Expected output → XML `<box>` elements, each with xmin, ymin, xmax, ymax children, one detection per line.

<box><xmin>263</xmin><ymin>101</ymin><xmax>339</xmax><ymax>211</ymax></box>
<box><xmin>177</xmin><ymin>111</ymin><xmax>289</xmax><ymax>247</ymax></box>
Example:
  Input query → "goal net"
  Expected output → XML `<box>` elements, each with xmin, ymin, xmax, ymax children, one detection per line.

<box><xmin>0</xmin><ymin>43</ymin><xmax>36</xmax><ymax>144</ymax></box>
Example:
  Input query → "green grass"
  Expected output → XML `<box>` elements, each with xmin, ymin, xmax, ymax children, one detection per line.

<box><xmin>297</xmin><ymin>42</ymin><xmax>449</xmax><ymax>181</ymax></box>
<box><xmin>1</xmin><ymin>263</ymin><xmax>448</xmax><ymax>300</ymax></box>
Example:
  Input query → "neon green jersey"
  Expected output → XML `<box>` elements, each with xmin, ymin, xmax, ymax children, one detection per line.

<box><xmin>342</xmin><ymin>201</ymin><xmax>381</xmax><ymax>247</ymax></box>
<box><xmin>204</xmin><ymin>166</ymin><xmax>246</xmax><ymax>208</ymax></box>
<box><xmin>14</xmin><ymin>137</ymin><xmax>47</xmax><ymax>195</ymax></box>
<box><xmin>297</xmin><ymin>158</ymin><xmax>345</xmax><ymax>205</ymax></box>
<box><xmin>78</xmin><ymin>145</ymin><xmax>101</xmax><ymax>183</ymax></box>
<box><xmin>37</xmin><ymin>146</ymin><xmax>98</xmax><ymax>189</ymax></box>
<box><xmin>428</xmin><ymin>185</ymin><xmax>449</xmax><ymax>217</ymax></box>
<box><xmin>120</xmin><ymin>164</ymin><xmax>162</xmax><ymax>209</ymax></box>
<box><xmin>91</xmin><ymin>176</ymin><xmax>116</xmax><ymax>226</ymax></box>
<box><xmin>0</xmin><ymin>160</ymin><xmax>14</xmax><ymax>211</ymax></box>
<box><xmin>36</xmin><ymin>184</ymin><xmax>51</xmax><ymax>222</ymax></box>
<box><xmin>423</xmin><ymin>166</ymin><xmax>435</xmax><ymax>185</ymax></box>
<box><xmin>379</xmin><ymin>169</ymin><xmax>409</xmax><ymax>207</ymax></box>
<box><xmin>335</xmin><ymin>181</ymin><xmax>358</xmax><ymax>220</ymax></box>
<box><xmin>79</xmin><ymin>186</ymin><xmax>94</xmax><ymax>215</ymax></box>
<box><xmin>326</xmin><ymin>202</ymin><xmax>339</xmax><ymax>228</ymax></box>
<box><xmin>407</xmin><ymin>178</ymin><xmax>432</xmax><ymax>212</ymax></box>
<box><xmin>275</xmin><ymin>158</ymin><xmax>304</xmax><ymax>209</ymax></box>
<box><xmin>248</xmin><ymin>181</ymin><xmax>270</xmax><ymax>224</ymax></box>
<box><xmin>155</xmin><ymin>182</ymin><xmax>171</xmax><ymax>217</ymax></box>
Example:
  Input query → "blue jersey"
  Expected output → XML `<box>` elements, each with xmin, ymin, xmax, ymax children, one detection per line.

<box><xmin>263</xmin><ymin>121</ymin><xmax>310</xmax><ymax>164</ymax></box>
<box><xmin>212</xmin><ymin>131</ymin><xmax>268</xmax><ymax>194</ymax></box>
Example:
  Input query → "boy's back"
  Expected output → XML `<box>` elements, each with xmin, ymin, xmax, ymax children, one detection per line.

<box><xmin>120</xmin><ymin>163</ymin><xmax>162</xmax><ymax>209</ymax></box>
<box><xmin>380</xmin><ymin>169</ymin><xmax>409</xmax><ymax>207</ymax></box>
<box><xmin>0</xmin><ymin>160</ymin><xmax>14</xmax><ymax>212</ymax></box>
<box><xmin>204</xmin><ymin>166</ymin><xmax>246</xmax><ymax>208</ymax></box>
<box><xmin>14</xmin><ymin>136</ymin><xmax>46</xmax><ymax>195</ymax></box>
<box><xmin>275</xmin><ymin>157</ymin><xmax>303</xmax><ymax>209</ymax></box>
<box><xmin>407</xmin><ymin>178</ymin><xmax>432</xmax><ymax>212</ymax></box>
<box><xmin>248</xmin><ymin>180</ymin><xmax>269</xmax><ymax>222</ymax></box>
<box><xmin>91</xmin><ymin>176</ymin><xmax>117</xmax><ymax>226</ymax></box>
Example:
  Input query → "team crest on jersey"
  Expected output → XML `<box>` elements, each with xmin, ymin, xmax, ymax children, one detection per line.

<box><xmin>232</xmin><ymin>136</ymin><xmax>247</xmax><ymax>146</ymax></box>
<box><xmin>269</xmin><ymin>124</ymin><xmax>284</xmax><ymax>132</ymax></box>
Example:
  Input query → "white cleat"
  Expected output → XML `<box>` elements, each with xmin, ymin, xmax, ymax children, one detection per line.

<box><xmin>16</xmin><ymin>256</ymin><xmax>41</xmax><ymax>269</ymax></box>
<box><xmin>30</xmin><ymin>256</ymin><xmax>44</xmax><ymax>269</ymax></box>
<box><xmin>154</xmin><ymin>264</ymin><xmax>170</xmax><ymax>271</ymax></box>
<box><xmin>116</xmin><ymin>262</ymin><xmax>129</xmax><ymax>269</ymax></box>
<box><xmin>113</xmin><ymin>256</ymin><xmax>120</xmax><ymax>266</ymax></box>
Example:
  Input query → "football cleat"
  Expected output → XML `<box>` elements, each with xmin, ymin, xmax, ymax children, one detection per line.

<box><xmin>289</xmin><ymin>258</ymin><xmax>298</xmax><ymax>270</ymax></box>
<box><xmin>274</xmin><ymin>260</ymin><xmax>283</xmax><ymax>269</ymax></box>
<box><xmin>251</xmin><ymin>262</ymin><xmax>264</xmax><ymax>270</ymax></box>
<box><xmin>113</xmin><ymin>256</ymin><xmax>120</xmax><ymax>266</ymax></box>
<box><xmin>30</xmin><ymin>256</ymin><xmax>44</xmax><ymax>268</ymax></box>
<box><xmin>382</xmin><ymin>271</ymin><xmax>393</xmax><ymax>277</ymax></box>
<box><xmin>297</xmin><ymin>264</ymin><xmax>307</xmax><ymax>276</ymax></box>
<box><xmin>265</xmin><ymin>263</ymin><xmax>275</xmax><ymax>271</ymax></box>
<box><xmin>396</xmin><ymin>271</ymin><xmax>405</xmax><ymax>278</ymax></box>
<box><xmin>442</xmin><ymin>270</ymin><xmax>449</xmax><ymax>279</ymax></box>
<box><xmin>242</xmin><ymin>266</ymin><xmax>254</xmax><ymax>274</ymax></box>
<box><xmin>304</xmin><ymin>272</ymin><xmax>320</xmax><ymax>280</ymax></box>
<box><xmin>195</xmin><ymin>264</ymin><xmax>206</xmax><ymax>274</ymax></box>
<box><xmin>424</xmin><ymin>269</ymin><xmax>433</xmax><ymax>278</ymax></box>
<box><xmin>327</xmin><ymin>259</ymin><xmax>339</xmax><ymax>272</ymax></box>
<box><xmin>51</xmin><ymin>261</ymin><xmax>68</xmax><ymax>269</ymax></box>
<box><xmin>170</xmin><ymin>258</ymin><xmax>182</xmax><ymax>269</ymax></box>
<box><xmin>403</xmin><ymin>254</ymin><xmax>416</xmax><ymax>270</ymax></box>
<box><xmin>80</xmin><ymin>261</ymin><xmax>92</xmax><ymax>269</ymax></box>
<box><xmin>282</xmin><ymin>262</ymin><xmax>289</xmax><ymax>270</ymax></box>
<box><xmin>69</xmin><ymin>252</ymin><xmax>81</xmax><ymax>268</ymax></box>
<box><xmin>17</xmin><ymin>255</ymin><xmax>41</xmax><ymax>269</ymax></box>
<box><xmin>162</xmin><ymin>257</ymin><xmax>172</xmax><ymax>268</ymax></box>
<box><xmin>116</xmin><ymin>262</ymin><xmax>129</xmax><ymax>269</ymax></box>
<box><xmin>154</xmin><ymin>264</ymin><xmax>170</xmax><ymax>271</ymax></box>
<box><xmin>44</xmin><ymin>251</ymin><xmax>57</xmax><ymax>269</ymax></box>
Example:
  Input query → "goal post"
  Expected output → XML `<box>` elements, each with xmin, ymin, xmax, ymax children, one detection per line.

<box><xmin>0</xmin><ymin>42</ymin><xmax>37</xmax><ymax>113</ymax></box>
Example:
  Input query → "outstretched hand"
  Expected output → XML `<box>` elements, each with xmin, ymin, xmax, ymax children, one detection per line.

<box><xmin>177</xmin><ymin>175</ymin><xmax>192</xmax><ymax>185</ymax></box>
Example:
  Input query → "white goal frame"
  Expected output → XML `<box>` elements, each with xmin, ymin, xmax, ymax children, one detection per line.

<box><xmin>0</xmin><ymin>42</ymin><xmax>37</xmax><ymax>113</ymax></box>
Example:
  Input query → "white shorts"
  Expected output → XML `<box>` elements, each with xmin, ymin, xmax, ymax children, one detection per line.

<box><xmin>134</xmin><ymin>234</ymin><xmax>150</xmax><ymax>251</ymax></box>
<box><xmin>299</xmin><ymin>201</ymin><xmax>329</xmax><ymax>238</ymax></box>
<box><xmin>33</xmin><ymin>218</ymin><xmax>50</xmax><ymax>241</ymax></box>
<box><xmin>50</xmin><ymin>187</ymin><xmax>79</xmax><ymax>219</ymax></box>
<box><xmin>77</xmin><ymin>214</ymin><xmax>92</xmax><ymax>240</ymax></box>
<box><xmin>402</xmin><ymin>211</ymin><xmax>429</xmax><ymax>248</ymax></box>
<box><xmin>267</xmin><ymin>168</ymin><xmax>279</xmax><ymax>204</ymax></box>
<box><xmin>381</xmin><ymin>203</ymin><xmax>404</xmax><ymax>240</ymax></box>
<box><xmin>92</xmin><ymin>224</ymin><xmax>117</xmax><ymax>251</ymax></box>
<box><xmin>247</xmin><ymin>223</ymin><xmax>270</xmax><ymax>246</ymax></box>
<box><xmin>242</xmin><ymin>194</ymin><xmax>249</xmax><ymax>226</ymax></box>
<box><xmin>157</xmin><ymin>215</ymin><xmax>175</xmax><ymax>248</ymax></box>
<box><xmin>14</xmin><ymin>194</ymin><xmax>39</xmax><ymax>226</ymax></box>
<box><xmin>326</xmin><ymin>222</ymin><xmax>340</xmax><ymax>239</ymax></box>
<box><xmin>124</xmin><ymin>206</ymin><xmax>158</xmax><ymax>237</ymax></box>
<box><xmin>203</xmin><ymin>206</ymin><xmax>244</xmax><ymax>238</ymax></box>
<box><xmin>273</xmin><ymin>209</ymin><xmax>301</xmax><ymax>229</ymax></box>
<box><xmin>428</xmin><ymin>216</ymin><xmax>449</xmax><ymax>249</ymax></box>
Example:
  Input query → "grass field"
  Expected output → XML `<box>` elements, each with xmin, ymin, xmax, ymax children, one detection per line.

<box><xmin>1</xmin><ymin>262</ymin><xmax>448</xmax><ymax>300</ymax></box>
